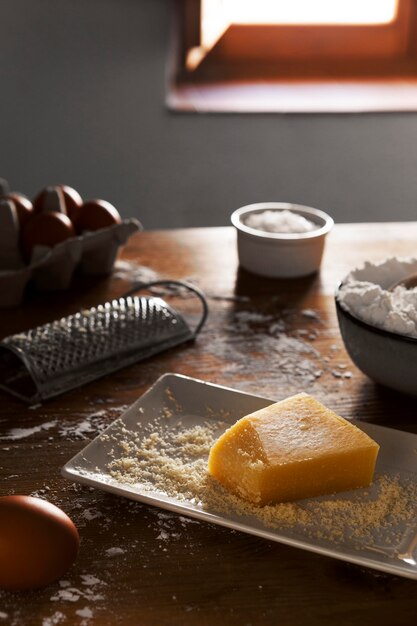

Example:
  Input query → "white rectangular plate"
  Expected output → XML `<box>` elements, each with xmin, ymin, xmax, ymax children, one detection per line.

<box><xmin>62</xmin><ymin>373</ymin><xmax>417</xmax><ymax>579</ymax></box>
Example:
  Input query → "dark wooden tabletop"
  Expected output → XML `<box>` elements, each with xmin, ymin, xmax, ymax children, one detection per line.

<box><xmin>1</xmin><ymin>223</ymin><xmax>417</xmax><ymax>626</ymax></box>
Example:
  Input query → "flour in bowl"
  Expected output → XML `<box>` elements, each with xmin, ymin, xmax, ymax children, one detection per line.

<box><xmin>244</xmin><ymin>210</ymin><xmax>316</xmax><ymax>234</ymax></box>
<box><xmin>337</xmin><ymin>257</ymin><xmax>417</xmax><ymax>338</ymax></box>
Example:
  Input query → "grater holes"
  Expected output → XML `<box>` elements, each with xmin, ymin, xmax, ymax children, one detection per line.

<box><xmin>4</xmin><ymin>296</ymin><xmax>185</xmax><ymax>384</ymax></box>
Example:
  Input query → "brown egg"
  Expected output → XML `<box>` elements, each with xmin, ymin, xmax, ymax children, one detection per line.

<box><xmin>74</xmin><ymin>199</ymin><xmax>121</xmax><ymax>234</ymax></box>
<box><xmin>21</xmin><ymin>212</ymin><xmax>75</xmax><ymax>262</ymax></box>
<box><xmin>0</xmin><ymin>178</ymin><xmax>10</xmax><ymax>196</ymax></box>
<box><xmin>33</xmin><ymin>185</ymin><xmax>83</xmax><ymax>221</ymax></box>
<box><xmin>33</xmin><ymin>186</ymin><xmax>67</xmax><ymax>215</ymax></box>
<box><xmin>0</xmin><ymin>495</ymin><xmax>79</xmax><ymax>591</ymax></box>
<box><xmin>3</xmin><ymin>193</ymin><xmax>34</xmax><ymax>227</ymax></box>
<box><xmin>57</xmin><ymin>185</ymin><xmax>83</xmax><ymax>221</ymax></box>
<box><xmin>0</xmin><ymin>199</ymin><xmax>25</xmax><ymax>269</ymax></box>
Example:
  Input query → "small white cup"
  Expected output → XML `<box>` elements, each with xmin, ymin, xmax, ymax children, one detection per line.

<box><xmin>231</xmin><ymin>202</ymin><xmax>334</xmax><ymax>278</ymax></box>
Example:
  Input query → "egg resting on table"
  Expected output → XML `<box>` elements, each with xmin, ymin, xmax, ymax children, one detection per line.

<box><xmin>0</xmin><ymin>495</ymin><xmax>80</xmax><ymax>591</ymax></box>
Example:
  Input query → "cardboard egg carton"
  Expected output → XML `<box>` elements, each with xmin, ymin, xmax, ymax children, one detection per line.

<box><xmin>0</xmin><ymin>218</ymin><xmax>142</xmax><ymax>307</ymax></box>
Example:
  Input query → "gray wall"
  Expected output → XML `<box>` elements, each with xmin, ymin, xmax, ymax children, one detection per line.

<box><xmin>2</xmin><ymin>0</ymin><xmax>417</xmax><ymax>229</ymax></box>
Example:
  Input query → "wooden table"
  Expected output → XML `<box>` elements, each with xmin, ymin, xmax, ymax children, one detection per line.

<box><xmin>1</xmin><ymin>223</ymin><xmax>417</xmax><ymax>625</ymax></box>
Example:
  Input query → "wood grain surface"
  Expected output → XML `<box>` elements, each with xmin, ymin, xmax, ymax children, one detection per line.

<box><xmin>1</xmin><ymin>223</ymin><xmax>417</xmax><ymax>626</ymax></box>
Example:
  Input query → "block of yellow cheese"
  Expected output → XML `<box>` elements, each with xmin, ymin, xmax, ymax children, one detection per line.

<box><xmin>208</xmin><ymin>393</ymin><xmax>379</xmax><ymax>505</ymax></box>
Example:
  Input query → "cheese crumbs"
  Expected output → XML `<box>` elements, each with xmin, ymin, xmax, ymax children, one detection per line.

<box><xmin>106</xmin><ymin>402</ymin><xmax>417</xmax><ymax>549</ymax></box>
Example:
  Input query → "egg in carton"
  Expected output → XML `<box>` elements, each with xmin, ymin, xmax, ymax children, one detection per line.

<box><xmin>0</xmin><ymin>197</ymin><xmax>29</xmax><ymax>307</ymax></box>
<box><xmin>0</xmin><ymin>182</ymin><xmax>142</xmax><ymax>307</ymax></box>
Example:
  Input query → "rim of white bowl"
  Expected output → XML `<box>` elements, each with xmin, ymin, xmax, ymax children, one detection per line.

<box><xmin>231</xmin><ymin>203</ymin><xmax>334</xmax><ymax>240</ymax></box>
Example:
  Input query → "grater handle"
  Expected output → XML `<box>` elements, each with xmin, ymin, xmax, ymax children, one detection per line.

<box><xmin>122</xmin><ymin>280</ymin><xmax>209</xmax><ymax>338</ymax></box>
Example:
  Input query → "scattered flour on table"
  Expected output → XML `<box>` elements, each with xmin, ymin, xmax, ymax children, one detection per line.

<box><xmin>42</xmin><ymin>612</ymin><xmax>65</xmax><ymax>626</ymax></box>
<box><xmin>201</xmin><ymin>308</ymin><xmax>327</xmax><ymax>393</ymax></box>
<box><xmin>113</xmin><ymin>260</ymin><xmax>197</xmax><ymax>298</ymax></box>
<box><xmin>113</xmin><ymin>261</ymin><xmax>160</xmax><ymax>284</ymax></box>
<box><xmin>105</xmin><ymin>547</ymin><xmax>125</xmax><ymax>557</ymax></box>
<box><xmin>0</xmin><ymin>407</ymin><xmax>127</xmax><ymax>442</ymax></box>
<box><xmin>50</xmin><ymin>576</ymin><xmax>105</xmax><ymax>603</ymax></box>
<box><xmin>0</xmin><ymin>420</ymin><xmax>57</xmax><ymax>441</ymax></box>
<box><xmin>142</xmin><ymin>509</ymin><xmax>201</xmax><ymax>550</ymax></box>
<box><xmin>0</xmin><ymin>569</ymin><xmax>108</xmax><ymax>626</ymax></box>
<box><xmin>106</xmin><ymin>404</ymin><xmax>417</xmax><ymax>551</ymax></box>
<box><xmin>80</xmin><ymin>575</ymin><xmax>103</xmax><ymax>587</ymax></box>
<box><xmin>79</xmin><ymin>508</ymin><xmax>103</xmax><ymax>522</ymax></box>
<box><xmin>50</xmin><ymin>589</ymin><xmax>80</xmax><ymax>603</ymax></box>
<box><xmin>154</xmin><ymin>512</ymin><xmax>182</xmax><ymax>545</ymax></box>
<box><xmin>244</xmin><ymin>209</ymin><xmax>316</xmax><ymax>234</ymax></box>
<box><xmin>57</xmin><ymin>407</ymin><xmax>128</xmax><ymax>440</ymax></box>
<box><xmin>76</xmin><ymin>607</ymin><xmax>94</xmax><ymax>619</ymax></box>
<box><xmin>338</xmin><ymin>257</ymin><xmax>417</xmax><ymax>338</ymax></box>
<box><xmin>301</xmin><ymin>309</ymin><xmax>321</xmax><ymax>321</ymax></box>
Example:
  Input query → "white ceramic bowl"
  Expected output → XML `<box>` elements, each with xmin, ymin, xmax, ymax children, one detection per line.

<box><xmin>231</xmin><ymin>202</ymin><xmax>334</xmax><ymax>278</ymax></box>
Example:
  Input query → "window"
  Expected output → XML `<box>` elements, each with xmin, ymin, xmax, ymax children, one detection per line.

<box><xmin>168</xmin><ymin>0</ymin><xmax>417</xmax><ymax>112</ymax></box>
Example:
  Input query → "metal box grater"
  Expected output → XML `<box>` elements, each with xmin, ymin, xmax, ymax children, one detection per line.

<box><xmin>0</xmin><ymin>281</ymin><xmax>208</xmax><ymax>403</ymax></box>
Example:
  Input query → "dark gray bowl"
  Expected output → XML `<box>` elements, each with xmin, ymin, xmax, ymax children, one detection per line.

<box><xmin>335</xmin><ymin>296</ymin><xmax>417</xmax><ymax>396</ymax></box>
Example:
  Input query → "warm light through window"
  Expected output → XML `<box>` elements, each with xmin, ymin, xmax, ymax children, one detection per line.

<box><xmin>175</xmin><ymin>0</ymin><xmax>417</xmax><ymax>114</ymax></box>
<box><xmin>199</xmin><ymin>0</ymin><xmax>399</xmax><ymax>55</ymax></box>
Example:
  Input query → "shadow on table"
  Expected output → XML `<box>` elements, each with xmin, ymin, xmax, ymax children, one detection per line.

<box><xmin>350</xmin><ymin>379</ymin><xmax>417</xmax><ymax>434</ymax></box>
<box><xmin>234</xmin><ymin>267</ymin><xmax>319</xmax><ymax>308</ymax></box>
